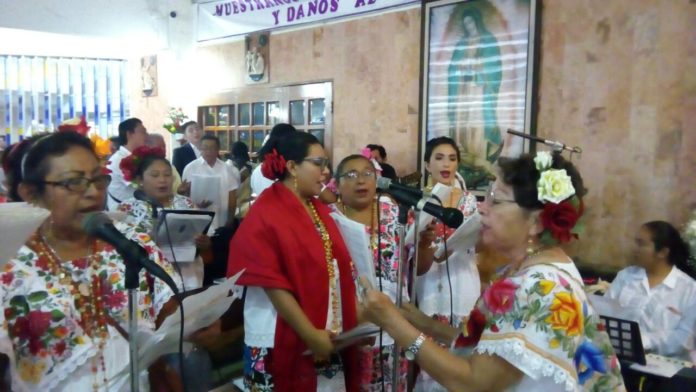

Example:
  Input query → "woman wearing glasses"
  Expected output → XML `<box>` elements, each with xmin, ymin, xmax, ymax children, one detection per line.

<box><xmin>0</xmin><ymin>131</ymin><xmax>179</xmax><ymax>391</ymax></box>
<box><xmin>359</xmin><ymin>152</ymin><xmax>625</xmax><ymax>391</ymax></box>
<box><xmin>227</xmin><ymin>132</ymin><xmax>360</xmax><ymax>392</ymax></box>
<box><xmin>331</xmin><ymin>154</ymin><xmax>407</xmax><ymax>391</ymax></box>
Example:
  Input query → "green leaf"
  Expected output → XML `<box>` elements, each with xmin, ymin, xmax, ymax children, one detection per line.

<box><xmin>51</xmin><ymin>309</ymin><xmax>65</xmax><ymax>322</ymax></box>
<box><xmin>9</xmin><ymin>295</ymin><xmax>29</xmax><ymax>314</ymax></box>
<box><xmin>27</xmin><ymin>291</ymin><xmax>48</xmax><ymax>303</ymax></box>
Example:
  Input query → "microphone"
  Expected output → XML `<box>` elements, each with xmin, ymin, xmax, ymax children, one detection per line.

<box><xmin>377</xmin><ymin>177</ymin><xmax>426</xmax><ymax>198</ymax></box>
<box><xmin>82</xmin><ymin>212</ymin><xmax>179</xmax><ymax>295</ymax></box>
<box><xmin>507</xmin><ymin>129</ymin><xmax>582</xmax><ymax>154</ymax></box>
<box><xmin>134</xmin><ymin>189</ymin><xmax>162</xmax><ymax>219</ymax></box>
<box><xmin>387</xmin><ymin>188</ymin><xmax>463</xmax><ymax>229</ymax></box>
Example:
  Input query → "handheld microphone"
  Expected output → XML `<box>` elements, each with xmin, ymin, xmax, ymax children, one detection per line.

<box><xmin>134</xmin><ymin>189</ymin><xmax>162</xmax><ymax>219</ymax></box>
<box><xmin>387</xmin><ymin>188</ymin><xmax>463</xmax><ymax>229</ymax></box>
<box><xmin>82</xmin><ymin>212</ymin><xmax>179</xmax><ymax>295</ymax></box>
<box><xmin>376</xmin><ymin>177</ymin><xmax>426</xmax><ymax>198</ymax></box>
<box><xmin>507</xmin><ymin>129</ymin><xmax>582</xmax><ymax>154</ymax></box>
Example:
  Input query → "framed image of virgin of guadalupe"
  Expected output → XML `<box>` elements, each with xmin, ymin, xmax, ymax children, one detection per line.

<box><xmin>419</xmin><ymin>0</ymin><xmax>540</xmax><ymax>192</ymax></box>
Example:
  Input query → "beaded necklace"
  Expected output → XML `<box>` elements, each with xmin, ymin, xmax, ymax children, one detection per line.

<box><xmin>33</xmin><ymin>230</ymin><xmax>109</xmax><ymax>391</ymax></box>
<box><xmin>307</xmin><ymin>201</ymin><xmax>342</xmax><ymax>335</ymax></box>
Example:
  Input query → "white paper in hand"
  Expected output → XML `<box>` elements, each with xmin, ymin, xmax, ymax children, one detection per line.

<box><xmin>190</xmin><ymin>174</ymin><xmax>221</xmax><ymax>206</ymax></box>
<box><xmin>434</xmin><ymin>211</ymin><xmax>480</xmax><ymax>258</ymax></box>
<box><xmin>404</xmin><ymin>183</ymin><xmax>452</xmax><ymax>245</ymax></box>
<box><xmin>330</xmin><ymin>212</ymin><xmax>377</xmax><ymax>291</ymax></box>
<box><xmin>0</xmin><ymin>203</ymin><xmax>50</xmax><ymax>267</ymax></box>
<box><xmin>153</xmin><ymin>213</ymin><xmax>213</xmax><ymax>263</ymax></box>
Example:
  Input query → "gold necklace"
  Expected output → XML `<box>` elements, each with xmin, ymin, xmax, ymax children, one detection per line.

<box><xmin>308</xmin><ymin>202</ymin><xmax>342</xmax><ymax>335</ymax></box>
<box><xmin>340</xmin><ymin>200</ymin><xmax>379</xmax><ymax>254</ymax></box>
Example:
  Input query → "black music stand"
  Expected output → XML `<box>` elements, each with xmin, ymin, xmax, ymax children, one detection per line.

<box><xmin>599</xmin><ymin>315</ymin><xmax>647</xmax><ymax>366</ymax></box>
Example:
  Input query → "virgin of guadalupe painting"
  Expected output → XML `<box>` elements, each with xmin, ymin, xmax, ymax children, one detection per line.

<box><xmin>421</xmin><ymin>0</ymin><xmax>539</xmax><ymax>191</ymax></box>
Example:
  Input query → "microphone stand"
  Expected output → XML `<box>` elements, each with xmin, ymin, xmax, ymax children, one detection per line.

<box><xmin>124</xmin><ymin>257</ymin><xmax>142</xmax><ymax>392</ymax></box>
<box><xmin>392</xmin><ymin>203</ymin><xmax>409</xmax><ymax>392</ymax></box>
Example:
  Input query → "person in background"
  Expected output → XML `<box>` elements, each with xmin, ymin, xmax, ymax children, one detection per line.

<box><xmin>360</xmin><ymin>152</ymin><xmax>625</xmax><ymax>391</ymax></box>
<box><xmin>172</xmin><ymin>121</ymin><xmax>203</xmax><ymax>177</ymax></box>
<box><xmin>145</xmin><ymin>133</ymin><xmax>187</xmax><ymax>195</ymax></box>
<box><xmin>182</xmin><ymin>135</ymin><xmax>239</xmax><ymax>232</ymax></box>
<box><xmin>366</xmin><ymin>144</ymin><xmax>397</xmax><ymax>180</ymax></box>
<box><xmin>106</xmin><ymin>118</ymin><xmax>148</xmax><ymax>210</ymax></box>
<box><xmin>606</xmin><ymin>221</ymin><xmax>696</xmax><ymax>359</ymax></box>
<box><xmin>332</xmin><ymin>154</ymin><xmax>408</xmax><ymax>391</ymax></box>
<box><xmin>108</xmin><ymin>136</ymin><xmax>120</xmax><ymax>156</ymax></box>
<box><xmin>228</xmin><ymin>132</ymin><xmax>359</xmax><ymax>391</ymax></box>
<box><xmin>227</xmin><ymin>141</ymin><xmax>253</xmax><ymax>183</ymax></box>
<box><xmin>250</xmin><ymin>123</ymin><xmax>296</xmax><ymax>196</ymax></box>
<box><xmin>1</xmin><ymin>134</ymin><xmax>48</xmax><ymax>202</ymax></box>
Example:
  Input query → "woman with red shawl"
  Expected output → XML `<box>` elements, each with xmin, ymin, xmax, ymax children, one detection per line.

<box><xmin>227</xmin><ymin>132</ymin><xmax>359</xmax><ymax>392</ymax></box>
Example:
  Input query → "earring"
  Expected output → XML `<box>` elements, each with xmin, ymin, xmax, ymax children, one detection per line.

<box><xmin>293</xmin><ymin>175</ymin><xmax>298</xmax><ymax>191</ymax></box>
<box><xmin>526</xmin><ymin>237</ymin><xmax>536</xmax><ymax>256</ymax></box>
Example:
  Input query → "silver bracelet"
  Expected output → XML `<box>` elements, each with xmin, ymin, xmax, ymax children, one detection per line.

<box><xmin>405</xmin><ymin>332</ymin><xmax>427</xmax><ymax>361</ymax></box>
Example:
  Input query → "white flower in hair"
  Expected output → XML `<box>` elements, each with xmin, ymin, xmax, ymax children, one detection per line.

<box><xmin>534</xmin><ymin>151</ymin><xmax>554</xmax><ymax>171</ymax></box>
<box><xmin>537</xmin><ymin>169</ymin><xmax>576</xmax><ymax>204</ymax></box>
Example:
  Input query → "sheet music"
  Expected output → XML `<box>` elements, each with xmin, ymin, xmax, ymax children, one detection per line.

<box><xmin>629</xmin><ymin>353</ymin><xmax>689</xmax><ymax>378</ymax></box>
<box><xmin>434</xmin><ymin>211</ymin><xmax>480</xmax><ymax>258</ymax></box>
<box><xmin>190</xmin><ymin>174</ymin><xmax>221</xmax><ymax>206</ymax></box>
<box><xmin>0</xmin><ymin>202</ymin><xmax>50</xmax><ymax>267</ymax></box>
<box><xmin>153</xmin><ymin>212</ymin><xmax>213</xmax><ymax>263</ymax></box>
<box><xmin>330</xmin><ymin>212</ymin><xmax>377</xmax><ymax>291</ymax></box>
<box><xmin>404</xmin><ymin>183</ymin><xmax>451</xmax><ymax>245</ymax></box>
<box><xmin>115</xmin><ymin>270</ymin><xmax>244</xmax><ymax>375</ymax></box>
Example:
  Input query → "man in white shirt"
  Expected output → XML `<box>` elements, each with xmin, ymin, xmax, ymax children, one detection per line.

<box><xmin>606</xmin><ymin>221</ymin><xmax>696</xmax><ymax>359</ymax></box>
<box><xmin>106</xmin><ymin>118</ymin><xmax>147</xmax><ymax>210</ymax></box>
<box><xmin>182</xmin><ymin>135</ymin><xmax>239</xmax><ymax>231</ymax></box>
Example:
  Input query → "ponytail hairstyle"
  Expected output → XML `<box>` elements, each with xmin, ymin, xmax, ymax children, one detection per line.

<box><xmin>261</xmin><ymin>132</ymin><xmax>320</xmax><ymax>181</ymax></box>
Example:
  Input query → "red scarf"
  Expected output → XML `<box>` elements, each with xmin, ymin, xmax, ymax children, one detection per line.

<box><xmin>227</xmin><ymin>183</ymin><xmax>359</xmax><ymax>392</ymax></box>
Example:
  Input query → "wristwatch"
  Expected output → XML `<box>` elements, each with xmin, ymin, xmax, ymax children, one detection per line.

<box><xmin>405</xmin><ymin>333</ymin><xmax>427</xmax><ymax>361</ymax></box>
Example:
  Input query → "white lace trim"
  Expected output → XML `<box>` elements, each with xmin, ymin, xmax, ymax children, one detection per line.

<box><xmin>42</xmin><ymin>345</ymin><xmax>99</xmax><ymax>391</ymax></box>
<box><xmin>475</xmin><ymin>338</ymin><xmax>578</xmax><ymax>392</ymax></box>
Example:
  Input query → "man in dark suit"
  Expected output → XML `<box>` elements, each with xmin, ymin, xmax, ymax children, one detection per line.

<box><xmin>173</xmin><ymin>121</ymin><xmax>204</xmax><ymax>176</ymax></box>
<box><xmin>367</xmin><ymin>144</ymin><xmax>398</xmax><ymax>180</ymax></box>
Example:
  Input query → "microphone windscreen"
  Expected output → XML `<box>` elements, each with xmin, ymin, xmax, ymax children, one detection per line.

<box><xmin>376</xmin><ymin>176</ymin><xmax>391</xmax><ymax>191</ymax></box>
<box><xmin>133</xmin><ymin>189</ymin><xmax>147</xmax><ymax>201</ymax></box>
<box><xmin>81</xmin><ymin>212</ymin><xmax>112</xmax><ymax>235</ymax></box>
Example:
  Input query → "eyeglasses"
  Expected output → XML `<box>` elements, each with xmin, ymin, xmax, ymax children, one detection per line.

<box><xmin>339</xmin><ymin>170</ymin><xmax>376</xmax><ymax>181</ymax></box>
<box><xmin>484</xmin><ymin>183</ymin><xmax>516</xmax><ymax>207</ymax></box>
<box><xmin>303</xmin><ymin>157</ymin><xmax>330</xmax><ymax>170</ymax></box>
<box><xmin>42</xmin><ymin>175</ymin><xmax>112</xmax><ymax>193</ymax></box>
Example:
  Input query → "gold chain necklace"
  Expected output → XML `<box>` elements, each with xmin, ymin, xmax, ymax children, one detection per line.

<box><xmin>308</xmin><ymin>202</ymin><xmax>342</xmax><ymax>335</ymax></box>
<box><xmin>340</xmin><ymin>200</ymin><xmax>379</xmax><ymax>253</ymax></box>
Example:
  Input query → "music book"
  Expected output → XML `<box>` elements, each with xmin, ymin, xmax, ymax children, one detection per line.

<box><xmin>330</xmin><ymin>212</ymin><xmax>377</xmax><ymax>293</ymax></box>
<box><xmin>434</xmin><ymin>211</ymin><xmax>480</xmax><ymax>259</ymax></box>
<box><xmin>152</xmin><ymin>210</ymin><xmax>214</xmax><ymax>263</ymax></box>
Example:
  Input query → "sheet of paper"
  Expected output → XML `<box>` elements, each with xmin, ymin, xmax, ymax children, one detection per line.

<box><xmin>331</xmin><ymin>212</ymin><xmax>377</xmax><ymax>291</ymax></box>
<box><xmin>190</xmin><ymin>174</ymin><xmax>221</xmax><ymax>206</ymax></box>
<box><xmin>153</xmin><ymin>213</ymin><xmax>213</xmax><ymax>263</ymax></box>
<box><xmin>116</xmin><ymin>270</ymin><xmax>245</xmax><ymax>374</ymax></box>
<box><xmin>0</xmin><ymin>202</ymin><xmax>50</xmax><ymax>267</ymax></box>
<box><xmin>434</xmin><ymin>211</ymin><xmax>480</xmax><ymax>258</ymax></box>
<box><xmin>630</xmin><ymin>353</ymin><xmax>686</xmax><ymax>378</ymax></box>
<box><xmin>404</xmin><ymin>183</ymin><xmax>451</xmax><ymax>245</ymax></box>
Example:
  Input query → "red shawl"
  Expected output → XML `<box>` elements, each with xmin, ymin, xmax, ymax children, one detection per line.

<box><xmin>227</xmin><ymin>183</ymin><xmax>359</xmax><ymax>392</ymax></box>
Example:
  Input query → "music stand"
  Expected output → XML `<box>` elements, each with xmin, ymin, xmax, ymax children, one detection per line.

<box><xmin>599</xmin><ymin>315</ymin><xmax>647</xmax><ymax>365</ymax></box>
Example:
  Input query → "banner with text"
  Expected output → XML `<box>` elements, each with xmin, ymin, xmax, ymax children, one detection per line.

<box><xmin>197</xmin><ymin>0</ymin><xmax>418</xmax><ymax>41</ymax></box>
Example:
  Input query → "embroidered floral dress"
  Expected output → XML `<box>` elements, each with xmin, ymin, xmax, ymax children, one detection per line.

<box><xmin>456</xmin><ymin>261</ymin><xmax>626</xmax><ymax>391</ymax></box>
<box><xmin>330</xmin><ymin>198</ymin><xmax>409</xmax><ymax>392</ymax></box>
<box><xmin>0</xmin><ymin>222</ymin><xmax>178</xmax><ymax>391</ymax></box>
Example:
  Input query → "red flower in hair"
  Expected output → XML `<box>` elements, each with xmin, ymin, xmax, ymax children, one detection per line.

<box><xmin>57</xmin><ymin>116</ymin><xmax>90</xmax><ymax>136</ymax></box>
<box><xmin>119</xmin><ymin>146</ymin><xmax>166</xmax><ymax>182</ymax></box>
<box><xmin>540</xmin><ymin>199</ymin><xmax>583</xmax><ymax>243</ymax></box>
<box><xmin>261</xmin><ymin>149</ymin><xmax>287</xmax><ymax>180</ymax></box>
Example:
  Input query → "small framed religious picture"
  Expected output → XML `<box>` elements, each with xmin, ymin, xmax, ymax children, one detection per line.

<box><xmin>245</xmin><ymin>32</ymin><xmax>270</xmax><ymax>84</ymax></box>
<box><xmin>141</xmin><ymin>55</ymin><xmax>158</xmax><ymax>97</ymax></box>
<box><xmin>420</xmin><ymin>0</ymin><xmax>541</xmax><ymax>192</ymax></box>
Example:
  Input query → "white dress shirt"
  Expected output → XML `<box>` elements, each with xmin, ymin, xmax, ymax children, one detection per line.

<box><xmin>249</xmin><ymin>164</ymin><xmax>274</xmax><ymax>197</ymax></box>
<box><xmin>182</xmin><ymin>157</ymin><xmax>240</xmax><ymax>232</ymax></box>
<box><xmin>189</xmin><ymin>143</ymin><xmax>201</xmax><ymax>159</ymax></box>
<box><xmin>106</xmin><ymin>146</ymin><xmax>134</xmax><ymax>211</ymax></box>
<box><xmin>606</xmin><ymin>265</ymin><xmax>696</xmax><ymax>358</ymax></box>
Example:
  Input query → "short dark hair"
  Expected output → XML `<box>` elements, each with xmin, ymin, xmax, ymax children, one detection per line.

<box><xmin>2</xmin><ymin>133</ymin><xmax>48</xmax><ymax>201</ymax></box>
<box><xmin>181</xmin><ymin>121</ymin><xmax>198</xmax><ymax>133</ymax></box>
<box><xmin>335</xmin><ymin>154</ymin><xmax>373</xmax><ymax>183</ymax></box>
<box><xmin>366</xmin><ymin>144</ymin><xmax>387</xmax><ymax>160</ymax></box>
<box><xmin>201</xmin><ymin>134</ymin><xmax>220</xmax><ymax>149</ymax></box>
<box><xmin>258</xmin><ymin>123</ymin><xmax>296</xmax><ymax>159</ymax></box>
<box><xmin>230</xmin><ymin>141</ymin><xmax>250</xmax><ymax>162</ymax></box>
<box><xmin>135</xmin><ymin>156</ymin><xmax>171</xmax><ymax>180</ymax></box>
<box><xmin>118</xmin><ymin>118</ymin><xmax>142</xmax><ymax>146</ymax></box>
<box><xmin>643</xmin><ymin>221</ymin><xmax>694</xmax><ymax>277</ymax></box>
<box><xmin>266</xmin><ymin>131</ymin><xmax>320</xmax><ymax>180</ymax></box>
<box><xmin>21</xmin><ymin>131</ymin><xmax>97</xmax><ymax>197</ymax></box>
<box><xmin>109</xmin><ymin>136</ymin><xmax>120</xmax><ymax>144</ymax></box>
<box><xmin>497</xmin><ymin>153</ymin><xmax>587</xmax><ymax>210</ymax></box>
<box><xmin>424</xmin><ymin>137</ymin><xmax>461</xmax><ymax>163</ymax></box>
